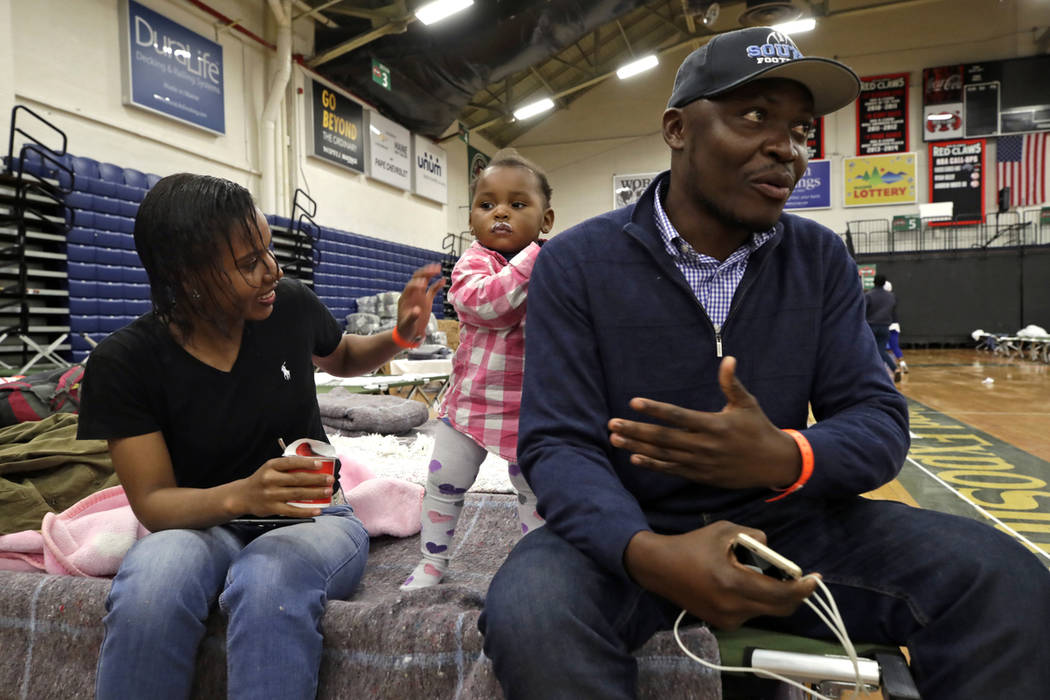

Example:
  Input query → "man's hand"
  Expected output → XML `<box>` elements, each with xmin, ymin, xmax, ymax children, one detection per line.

<box><xmin>607</xmin><ymin>356</ymin><xmax>801</xmax><ymax>490</ymax></box>
<box><xmin>624</xmin><ymin>521</ymin><xmax>820</xmax><ymax>630</ymax></box>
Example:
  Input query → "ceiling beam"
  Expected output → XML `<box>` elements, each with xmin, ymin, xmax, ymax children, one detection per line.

<box><xmin>291</xmin><ymin>0</ymin><xmax>340</xmax><ymax>27</ymax></box>
<box><xmin>305</xmin><ymin>17</ymin><xmax>412</xmax><ymax>67</ymax></box>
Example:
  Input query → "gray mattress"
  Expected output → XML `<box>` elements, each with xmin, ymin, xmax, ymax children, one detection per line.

<box><xmin>0</xmin><ymin>494</ymin><xmax>721</xmax><ymax>699</ymax></box>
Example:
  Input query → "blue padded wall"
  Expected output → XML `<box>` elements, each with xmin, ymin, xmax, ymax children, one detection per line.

<box><xmin>58</xmin><ymin>151</ymin><xmax>447</xmax><ymax>363</ymax></box>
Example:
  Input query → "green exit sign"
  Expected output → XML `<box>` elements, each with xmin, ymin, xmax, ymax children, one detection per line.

<box><xmin>372</xmin><ymin>59</ymin><xmax>391</xmax><ymax>90</ymax></box>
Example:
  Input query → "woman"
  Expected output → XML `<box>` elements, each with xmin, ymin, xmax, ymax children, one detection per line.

<box><xmin>77</xmin><ymin>173</ymin><xmax>443</xmax><ymax>699</ymax></box>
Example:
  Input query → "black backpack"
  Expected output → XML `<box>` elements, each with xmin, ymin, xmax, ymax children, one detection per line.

<box><xmin>0</xmin><ymin>364</ymin><xmax>85</xmax><ymax>428</ymax></box>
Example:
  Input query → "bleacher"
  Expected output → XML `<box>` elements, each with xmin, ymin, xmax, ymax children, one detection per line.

<box><xmin>271</xmin><ymin>214</ymin><xmax>446</xmax><ymax>325</ymax></box>
<box><xmin>6</xmin><ymin>140</ymin><xmax>448</xmax><ymax>368</ymax></box>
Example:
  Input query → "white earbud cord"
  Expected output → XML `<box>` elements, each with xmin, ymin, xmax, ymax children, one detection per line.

<box><xmin>673</xmin><ymin>578</ymin><xmax>864</xmax><ymax>700</ymax></box>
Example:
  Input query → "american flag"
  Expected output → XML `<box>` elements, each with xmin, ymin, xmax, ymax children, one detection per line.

<box><xmin>996</xmin><ymin>132</ymin><xmax>1047</xmax><ymax>208</ymax></box>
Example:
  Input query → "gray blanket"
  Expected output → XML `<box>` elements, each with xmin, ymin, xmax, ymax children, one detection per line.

<box><xmin>318</xmin><ymin>389</ymin><xmax>430</xmax><ymax>436</ymax></box>
<box><xmin>0</xmin><ymin>494</ymin><xmax>721</xmax><ymax>698</ymax></box>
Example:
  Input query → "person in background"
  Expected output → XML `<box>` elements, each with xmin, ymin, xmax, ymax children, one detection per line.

<box><xmin>478</xmin><ymin>27</ymin><xmax>1050</xmax><ymax>700</ymax></box>
<box><xmin>884</xmin><ymin>280</ymin><xmax>908</xmax><ymax>373</ymax></box>
<box><xmin>77</xmin><ymin>173</ymin><xmax>444</xmax><ymax>700</ymax></box>
<box><xmin>866</xmin><ymin>273</ymin><xmax>901</xmax><ymax>382</ymax></box>
<box><xmin>401</xmin><ymin>149</ymin><xmax>552</xmax><ymax>589</ymax></box>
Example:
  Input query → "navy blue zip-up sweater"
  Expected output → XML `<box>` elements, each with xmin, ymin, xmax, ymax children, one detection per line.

<box><xmin>518</xmin><ymin>172</ymin><xmax>909</xmax><ymax>581</ymax></box>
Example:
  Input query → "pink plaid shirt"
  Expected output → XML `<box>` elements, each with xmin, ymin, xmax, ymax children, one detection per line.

<box><xmin>438</xmin><ymin>240</ymin><xmax>541</xmax><ymax>462</ymax></box>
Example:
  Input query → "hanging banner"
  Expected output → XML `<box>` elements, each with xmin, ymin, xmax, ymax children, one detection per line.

<box><xmin>365</xmin><ymin>111</ymin><xmax>411</xmax><ymax>190</ymax></box>
<box><xmin>121</xmin><ymin>0</ymin><xmax>225</xmax><ymax>134</ymax></box>
<box><xmin>308</xmin><ymin>79</ymin><xmax>364</xmax><ymax>173</ymax></box>
<box><xmin>928</xmin><ymin>139</ymin><xmax>985</xmax><ymax>224</ymax></box>
<box><xmin>922</xmin><ymin>64</ymin><xmax>964</xmax><ymax>141</ymax></box>
<box><xmin>856</xmin><ymin>73</ymin><xmax>908</xmax><ymax>155</ymax></box>
<box><xmin>785</xmin><ymin>160</ymin><xmax>831</xmax><ymax>210</ymax></box>
<box><xmin>806</xmin><ymin>117</ymin><xmax>824</xmax><ymax>160</ymax></box>
<box><xmin>612</xmin><ymin>172</ymin><xmax>660</xmax><ymax>209</ymax></box>
<box><xmin>413</xmin><ymin>135</ymin><xmax>448</xmax><ymax>204</ymax></box>
<box><xmin>843</xmin><ymin>152</ymin><xmax>918</xmax><ymax>207</ymax></box>
<box><xmin>468</xmin><ymin>145</ymin><xmax>490</xmax><ymax>199</ymax></box>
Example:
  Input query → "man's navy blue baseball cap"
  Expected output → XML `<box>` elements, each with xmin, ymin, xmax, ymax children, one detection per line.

<box><xmin>667</xmin><ymin>26</ymin><xmax>860</xmax><ymax>116</ymax></box>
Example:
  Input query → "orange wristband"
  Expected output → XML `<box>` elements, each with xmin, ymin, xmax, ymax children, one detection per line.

<box><xmin>391</xmin><ymin>326</ymin><xmax>422</xmax><ymax>349</ymax></box>
<box><xmin>765</xmin><ymin>428</ymin><xmax>814</xmax><ymax>502</ymax></box>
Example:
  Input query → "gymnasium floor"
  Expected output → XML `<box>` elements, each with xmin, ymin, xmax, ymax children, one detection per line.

<box><xmin>867</xmin><ymin>348</ymin><xmax>1050</xmax><ymax>568</ymax></box>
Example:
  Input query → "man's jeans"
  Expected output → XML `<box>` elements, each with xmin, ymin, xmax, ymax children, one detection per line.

<box><xmin>869</xmin><ymin>323</ymin><xmax>898</xmax><ymax>372</ymax></box>
<box><xmin>96</xmin><ymin>505</ymin><xmax>368</xmax><ymax>700</ymax></box>
<box><xmin>480</xmin><ymin>496</ymin><xmax>1050</xmax><ymax>700</ymax></box>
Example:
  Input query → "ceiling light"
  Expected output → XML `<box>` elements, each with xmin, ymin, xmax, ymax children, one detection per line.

<box><xmin>616</xmin><ymin>54</ymin><xmax>659</xmax><ymax>80</ymax></box>
<box><xmin>513</xmin><ymin>97</ymin><xmax>555</xmax><ymax>121</ymax></box>
<box><xmin>415</xmin><ymin>0</ymin><xmax>473</xmax><ymax>26</ymax></box>
<box><xmin>771</xmin><ymin>17</ymin><xmax>816</xmax><ymax>34</ymax></box>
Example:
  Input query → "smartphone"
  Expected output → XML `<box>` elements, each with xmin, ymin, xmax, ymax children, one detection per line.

<box><xmin>228</xmin><ymin>517</ymin><xmax>316</xmax><ymax>531</ymax></box>
<box><xmin>733</xmin><ymin>532</ymin><xmax>803</xmax><ymax>580</ymax></box>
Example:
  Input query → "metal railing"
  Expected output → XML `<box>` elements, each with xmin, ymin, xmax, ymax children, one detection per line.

<box><xmin>844</xmin><ymin>208</ymin><xmax>1050</xmax><ymax>254</ymax></box>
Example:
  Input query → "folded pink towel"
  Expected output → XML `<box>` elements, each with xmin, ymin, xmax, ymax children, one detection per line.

<box><xmin>0</xmin><ymin>485</ymin><xmax>150</xmax><ymax>577</ymax></box>
<box><xmin>338</xmin><ymin>453</ymin><xmax>423</xmax><ymax>538</ymax></box>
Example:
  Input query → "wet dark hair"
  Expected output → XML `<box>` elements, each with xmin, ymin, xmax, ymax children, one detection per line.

<box><xmin>470</xmin><ymin>148</ymin><xmax>552</xmax><ymax>207</ymax></box>
<box><xmin>874</xmin><ymin>274</ymin><xmax>887</xmax><ymax>287</ymax></box>
<box><xmin>133</xmin><ymin>173</ymin><xmax>267</xmax><ymax>341</ymax></box>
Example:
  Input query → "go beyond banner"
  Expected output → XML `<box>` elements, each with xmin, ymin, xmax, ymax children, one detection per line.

<box><xmin>843</xmin><ymin>153</ymin><xmax>918</xmax><ymax>206</ymax></box>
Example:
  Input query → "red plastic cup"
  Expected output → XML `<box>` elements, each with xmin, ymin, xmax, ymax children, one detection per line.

<box><xmin>284</xmin><ymin>438</ymin><xmax>336</xmax><ymax>508</ymax></box>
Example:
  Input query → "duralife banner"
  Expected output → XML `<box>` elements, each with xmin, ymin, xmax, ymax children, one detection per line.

<box><xmin>857</xmin><ymin>73</ymin><xmax>908</xmax><ymax>155</ymax></box>
<box><xmin>612</xmin><ymin>172</ymin><xmax>659</xmax><ymax>208</ymax></box>
<box><xmin>785</xmin><ymin>160</ymin><xmax>831</xmax><ymax>210</ymax></box>
<box><xmin>923</xmin><ymin>65</ymin><xmax>964</xmax><ymax>141</ymax></box>
<box><xmin>121</xmin><ymin>0</ymin><xmax>225</xmax><ymax>134</ymax></box>
<box><xmin>309</xmin><ymin>79</ymin><xmax>364</xmax><ymax>173</ymax></box>
<box><xmin>843</xmin><ymin>153</ymin><xmax>917</xmax><ymax>207</ymax></box>
<box><xmin>366</xmin><ymin>111</ymin><xmax>411</xmax><ymax>191</ymax></box>
<box><xmin>928</xmin><ymin>139</ymin><xmax>984</xmax><ymax>223</ymax></box>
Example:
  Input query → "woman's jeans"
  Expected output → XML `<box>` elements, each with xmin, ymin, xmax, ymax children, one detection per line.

<box><xmin>480</xmin><ymin>496</ymin><xmax>1050</xmax><ymax>700</ymax></box>
<box><xmin>95</xmin><ymin>505</ymin><xmax>368</xmax><ymax>700</ymax></box>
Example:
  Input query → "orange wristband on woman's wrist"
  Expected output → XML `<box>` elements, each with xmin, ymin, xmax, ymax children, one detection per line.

<box><xmin>391</xmin><ymin>326</ymin><xmax>422</xmax><ymax>349</ymax></box>
<box><xmin>765</xmin><ymin>428</ymin><xmax>814</xmax><ymax>502</ymax></box>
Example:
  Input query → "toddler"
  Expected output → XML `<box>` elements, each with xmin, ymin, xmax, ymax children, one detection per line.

<box><xmin>402</xmin><ymin>149</ymin><xmax>553</xmax><ymax>588</ymax></box>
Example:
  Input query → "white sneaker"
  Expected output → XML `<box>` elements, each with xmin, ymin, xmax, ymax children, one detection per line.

<box><xmin>899</xmin><ymin>361</ymin><xmax>909</xmax><ymax>373</ymax></box>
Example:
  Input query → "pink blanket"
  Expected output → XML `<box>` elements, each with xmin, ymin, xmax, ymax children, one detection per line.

<box><xmin>338</xmin><ymin>452</ymin><xmax>424</xmax><ymax>538</ymax></box>
<box><xmin>0</xmin><ymin>456</ymin><xmax>423</xmax><ymax>577</ymax></box>
<box><xmin>0</xmin><ymin>485</ymin><xmax>149</xmax><ymax>577</ymax></box>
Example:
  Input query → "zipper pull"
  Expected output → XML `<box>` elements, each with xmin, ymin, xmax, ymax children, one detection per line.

<box><xmin>714</xmin><ymin>325</ymin><xmax>723</xmax><ymax>358</ymax></box>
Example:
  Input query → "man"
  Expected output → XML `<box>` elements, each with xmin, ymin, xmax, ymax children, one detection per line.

<box><xmin>866</xmin><ymin>273</ymin><xmax>901</xmax><ymax>381</ymax></box>
<box><xmin>479</xmin><ymin>26</ymin><xmax>1050</xmax><ymax>699</ymax></box>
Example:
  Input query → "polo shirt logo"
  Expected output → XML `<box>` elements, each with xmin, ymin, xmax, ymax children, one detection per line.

<box><xmin>745</xmin><ymin>32</ymin><xmax>803</xmax><ymax>64</ymax></box>
<box><xmin>281</xmin><ymin>362</ymin><xmax>291</xmax><ymax>380</ymax></box>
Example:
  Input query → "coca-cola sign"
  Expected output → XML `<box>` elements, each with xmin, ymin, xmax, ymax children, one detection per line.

<box><xmin>923</xmin><ymin>65</ymin><xmax>964</xmax><ymax>105</ymax></box>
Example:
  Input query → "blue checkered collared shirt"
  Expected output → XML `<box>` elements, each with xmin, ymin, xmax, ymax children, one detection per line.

<box><xmin>652</xmin><ymin>183</ymin><xmax>774</xmax><ymax>329</ymax></box>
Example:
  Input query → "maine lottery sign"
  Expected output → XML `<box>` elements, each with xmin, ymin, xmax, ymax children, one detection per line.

<box><xmin>121</xmin><ymin>0</ymin><xmax>225</xmax><ymax>134</ymax></box>
<box><xmin>843</xmin><ymin>153</ymin><xmax>917</xmax><ymax>206</ymax></box>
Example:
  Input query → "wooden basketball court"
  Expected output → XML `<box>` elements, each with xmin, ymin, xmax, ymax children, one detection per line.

<box><xmin>864</xmin><ymin>348</ymin><xmax>1050</xmax><ymax>567</ymax></box>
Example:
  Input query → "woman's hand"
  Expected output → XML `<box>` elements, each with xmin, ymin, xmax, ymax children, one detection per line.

<box><xmin>233</xmin><ymin>455</ymin><xmax>335</xmax><ymax>518</ymax></box>
<box><xmin>395</xmin><ymin>263</ymin><xmax>446</xmax><ymax>344</ymax></box>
